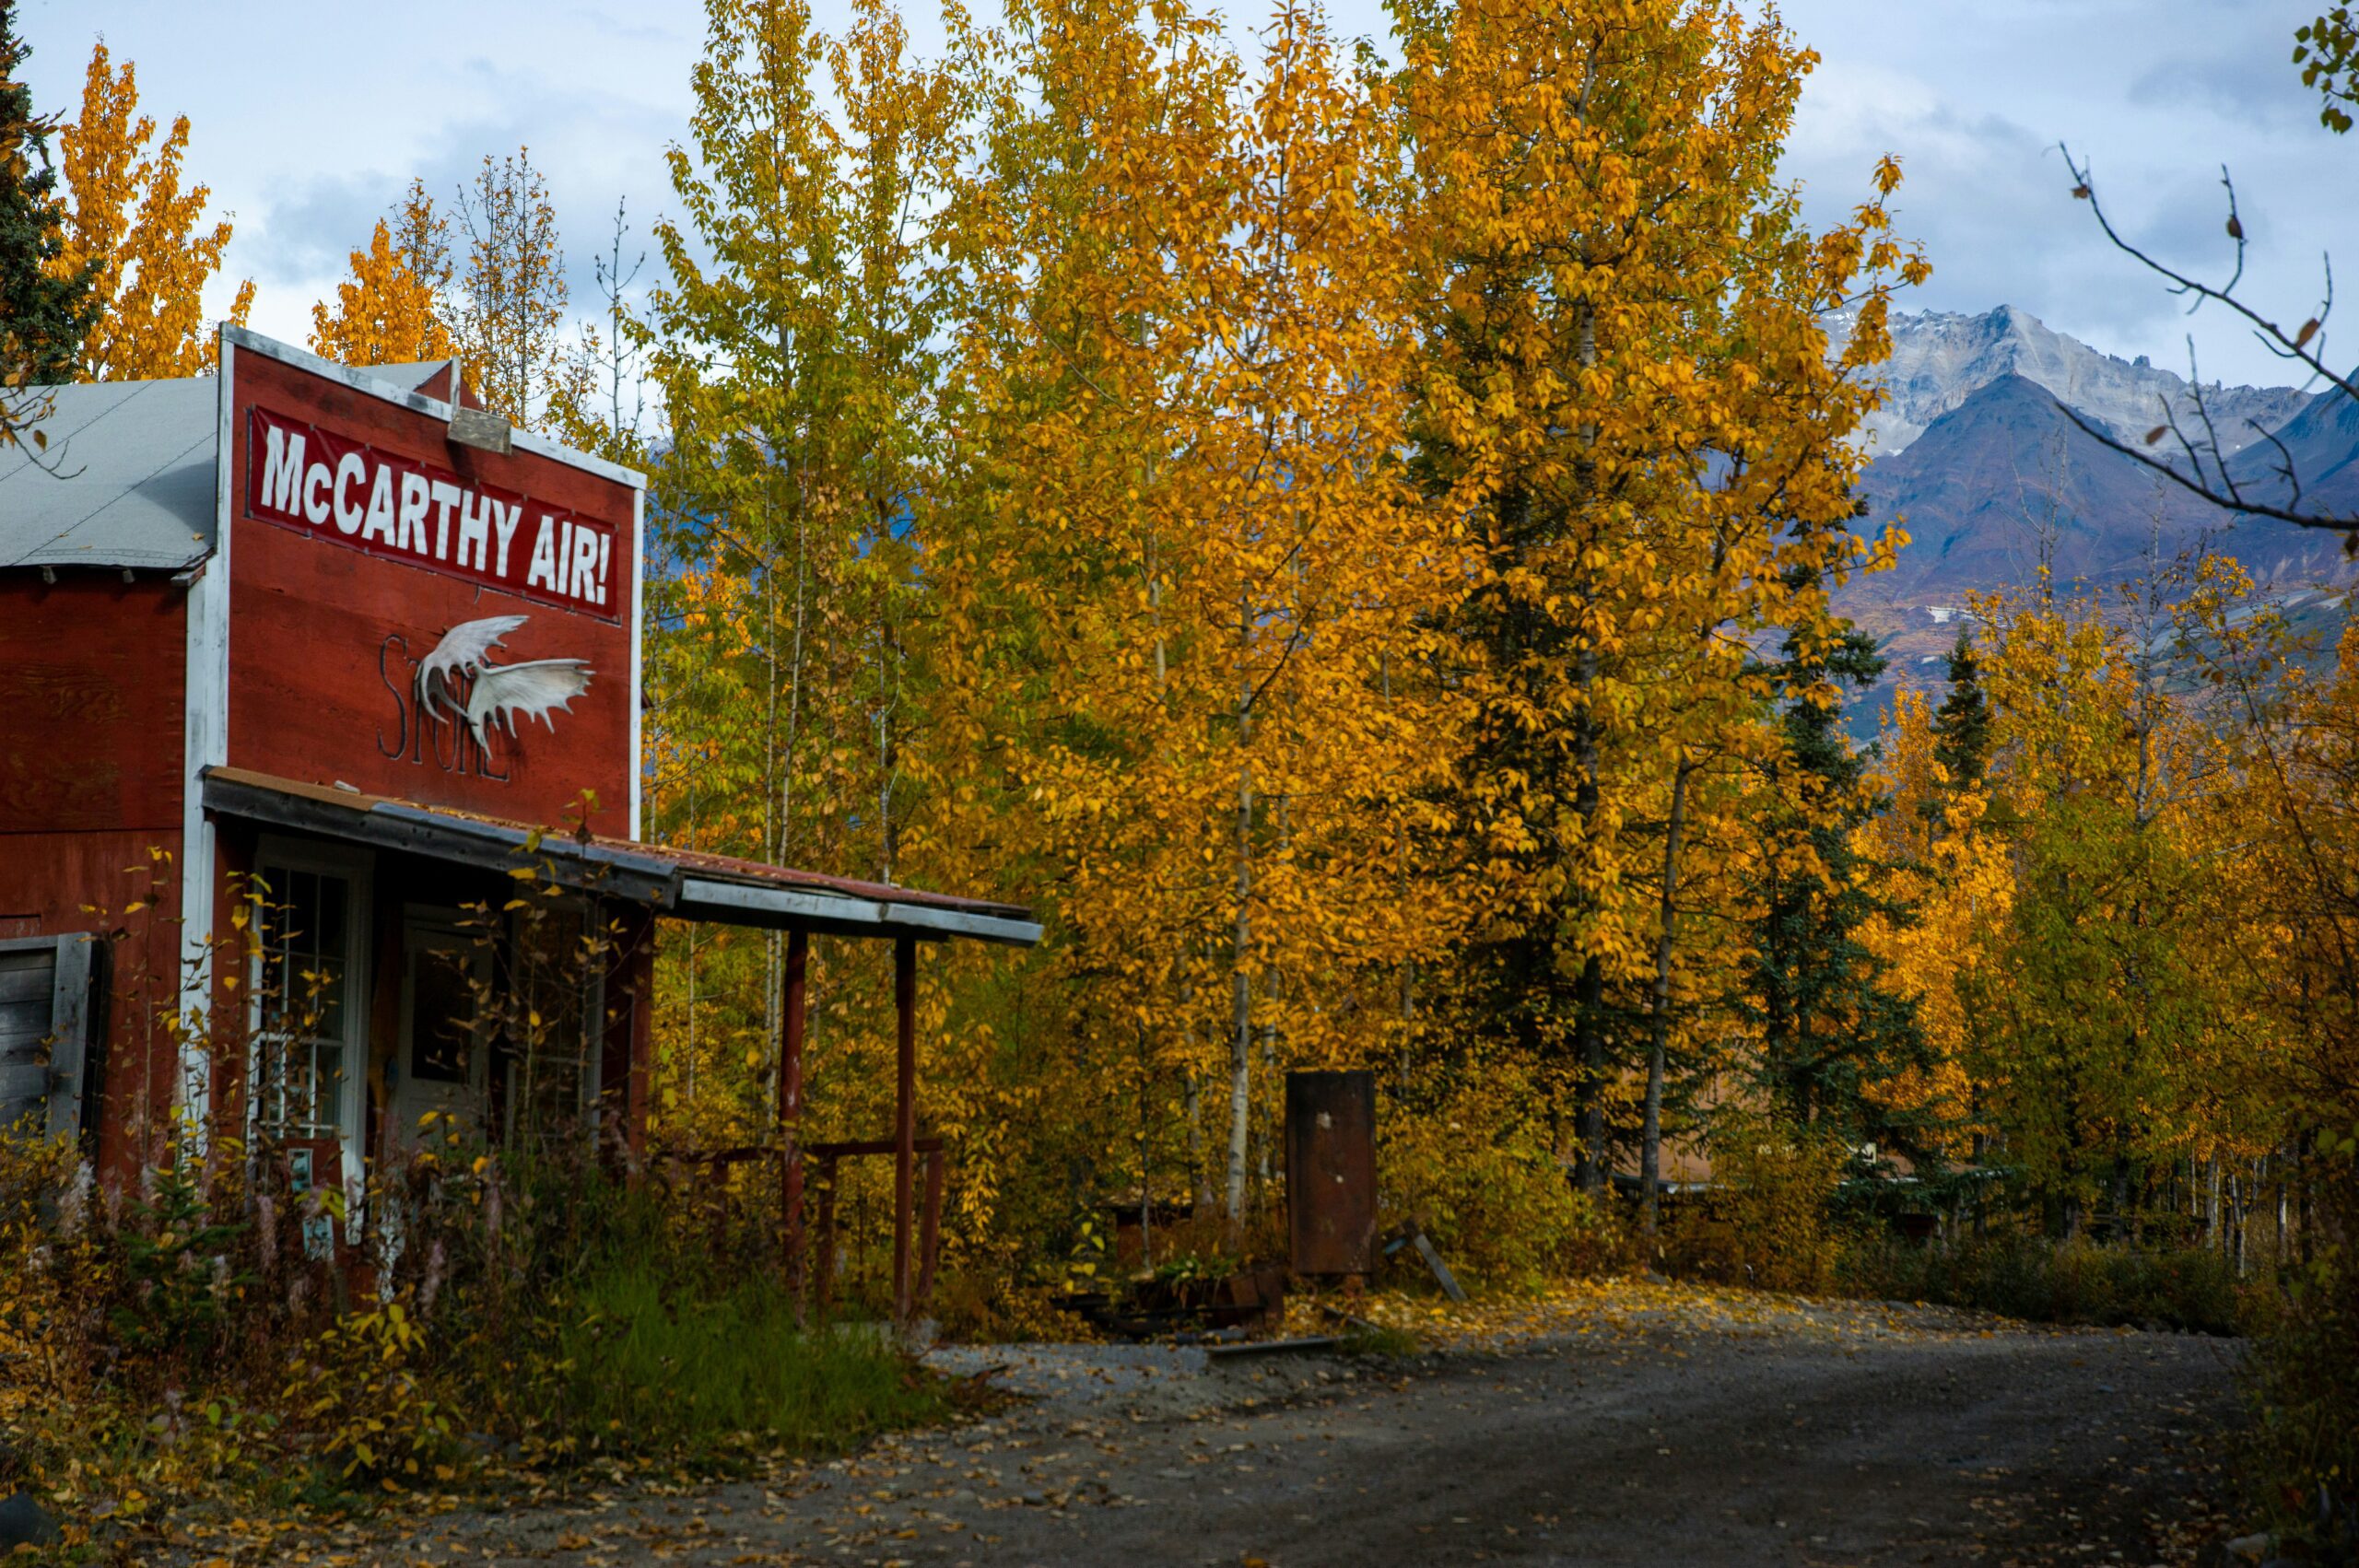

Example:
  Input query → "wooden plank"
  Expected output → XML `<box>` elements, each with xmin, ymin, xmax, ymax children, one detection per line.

<box><xmin>0</xmin><ymin>998</ymin><xmax>50</xmax><ymax>1046</ymax></box>
<box><xmin>0</xmin><ymin>579</ymin><xmax>186</xmax><ymax>832</ymax></box>
<box><xmin>1206</xmin><ymin>1336</ymin><xmax>1343</xmax><ymax>1360</ymax></box>
<box><xmin>893</xmin><ymin>936</ymin><xmax>917</xmax><ymax>1326</ymax></box>
<box><xmin>46</xmin><ymin>938</ymin><xmax>91</xmax><ymax>1142</ymax></box>
<box><xmin>0</xmin><ymin>959</ymin><xmax>53</xmax><ymax>1004</ymax></box>
<box><xmin>1411</xmin><ymin>1228</ymin><xmax>1468</xmax><ymax>1303</ymax></box>
<box><xmin>0</xmin><ymin>1061</ymin><xmax>49</xmax><ymax>1105</ymax></box>
<box><xmin>804</xmin><ymin>1136</ymin><xmax>945</xmax><ymax>1160</ymax></box>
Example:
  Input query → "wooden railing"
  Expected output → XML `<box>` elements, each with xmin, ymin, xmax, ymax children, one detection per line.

<box><xmin>659</xmin><ymin>1135</ymin><xmax>946</xmax><ymax>1316</ymax></box>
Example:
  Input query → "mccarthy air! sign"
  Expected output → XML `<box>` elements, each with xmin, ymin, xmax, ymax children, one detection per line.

<box><xmin>246</xmin><ymin>407</ymin><xmax>620</xmax><ymax>622</ymax></box>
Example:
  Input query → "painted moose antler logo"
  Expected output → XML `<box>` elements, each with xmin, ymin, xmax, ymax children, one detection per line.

<box><xmin>415</xmin><ymin>614</ymin><xmax>594</xmax><ymax>743</ymax></box>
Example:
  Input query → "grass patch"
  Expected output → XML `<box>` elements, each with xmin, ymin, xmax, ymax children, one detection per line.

<box><xmin>1336</xmin><ymin>1322</ymin><xmax>1422</xmax><ymax>1359</ymax></box>
<box><xmin>546</xmin><ymin>1258</ymin><xmax>947</xmax><ymax>1457</ymax></box>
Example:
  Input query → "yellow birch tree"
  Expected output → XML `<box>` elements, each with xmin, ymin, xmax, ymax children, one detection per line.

<box><xmin>308</xmin><ymin>181</ymin><xmax>455</xmax><ymax>369</ymax></box>
<box><xmin>53</xmin><ymin>41</ymin><xmax>253</xmax><ymax>380</ymax></box>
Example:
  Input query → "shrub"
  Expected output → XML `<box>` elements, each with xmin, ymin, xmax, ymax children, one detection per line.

<box><xmin>1834</xmin><ymin>1230</ymin><xmax>2244</xmax><ymax>1334</ymax></box>
<box><xmin>2238</xmin><ymin>1156</ymin><xmax>2359</xmax><ymax>1562</ymax></box>
<box><xmin>1662</xmin><ymin>1114</ymin><xmax>1848</xmax><ymax>1292</ymax></box>
<box><xmin>1381</xmin><ymin>1108</ymin><xmax>1624</xmax><ymax>1293</ymax></box>
<box><xmin>286</xmin><ymin>1298</ymin><xmax>461</xmax><ymax>1487</ymax></box>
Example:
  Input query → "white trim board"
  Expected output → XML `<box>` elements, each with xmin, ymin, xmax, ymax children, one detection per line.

<box><xmin>177</xmin><ymin>330</ymin><xmax>235</xmax><ymax>1141</ymax></box>
<box><xmin>219</xmin><ymin>326</ymin><xmax>648</xmax><ymax>492</ymax></box>
<box><xmin>629</xmin><ymin>483</ymin><xmax>645</xmax><ymax>839</ymax></box>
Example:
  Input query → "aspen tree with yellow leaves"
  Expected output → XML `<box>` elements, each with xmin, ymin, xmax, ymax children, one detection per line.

<box><xmin>1396</xmin><ymin>0</ymin><xmax>1925</xmax><ymax>1193</ymax></box>
<box><xmin>452</xmin><ymin>148</ymin><xmax>583</xmax><ymax>422</ymax></box>
<box><xmin>924</xmin><ymin>0</ymin><xmax>1478</xmax><ymax>1237</ymax></box>
<box><xmin>641</xmin><ymin>0</ymin><xmax>977</xmax><ymax>1189</ymax></box>
<box><xmin>308</xmin><ymin>181</ymin><xmax>455</xmax><ymax>369</ymax></box>
<box><xmin>53</xmin><ymin>40</ymin><xmax>252</xmax><ymax>379</ymax></box>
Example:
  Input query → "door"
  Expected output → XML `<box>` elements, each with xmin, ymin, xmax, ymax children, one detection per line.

<box><xmin>390</xmin><ymin>915</ymin><xmax>490</xmax><ymax>1153</ymax></box>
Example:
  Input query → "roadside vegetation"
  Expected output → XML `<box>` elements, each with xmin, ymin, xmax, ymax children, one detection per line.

<box><xmin>0</xmin><ymin>0</ymin><xmax>2353</xmax><ymax>1561</ymax></box>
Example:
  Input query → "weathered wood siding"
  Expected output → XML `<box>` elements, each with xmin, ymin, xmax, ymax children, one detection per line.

<box><xmin>0</xmin><ymin>576</ymin><xmax>186</xmax><ymax>832</ymax></box>
<box><xmin>226</xmin><ymin>352</ymin><xmax>639</xmax><ymax>837</ymax></box>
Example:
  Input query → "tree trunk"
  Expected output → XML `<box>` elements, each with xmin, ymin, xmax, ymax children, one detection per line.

<box><xmin>1567</xmin><ymin>298</ymin><xmax>1609</xmax><ymax>1198</ymax></box>
<box><xmin>1225</xmin><ymin>688</ymin><xmax>1256</xmax><ymax>1233</ymax></box>
<box><xmin>1641</xmin><ymin>757</ymin><xmax>1693</xmax><ymax>1235</ymax></box>
<box><xmin>2205</xmin><ymin>1155</ymin><xmax>2222</xmax><ymax>1251</ymax></box>
<box><xmin>1570</xmin><ymin>648</ymin><xmax>1608</xmax><ymax>1194</ymax></box>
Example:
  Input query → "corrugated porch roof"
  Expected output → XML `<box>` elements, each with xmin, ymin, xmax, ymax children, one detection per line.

<box><xmin>200</xmin><ymin>766</ymin><xmax>1041</xmax><ymax>946</ymax></box>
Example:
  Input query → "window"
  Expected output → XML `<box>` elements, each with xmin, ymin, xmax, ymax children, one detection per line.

<box><xmin>252</xmin><ymin>860</ymin><xmax>364</xmax><ymax>1144</ymax></box>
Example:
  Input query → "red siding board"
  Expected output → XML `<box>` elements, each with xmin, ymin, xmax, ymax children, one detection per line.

<box><xmin>0</xmin><ymin>828</ymin><xmax>190</xmax><ymax>1181</ymax></box>
<box><xmin>226</xmin><ymin>352</ymin><xmax>637</xmax><ymax>839</ymax></box>
<box><xmin>0</xmin><ymin>579</ymin><xmax>186</xmax><ymax>832</ymax></box>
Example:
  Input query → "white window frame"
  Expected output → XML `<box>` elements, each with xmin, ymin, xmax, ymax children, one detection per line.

<box><xmin>246</xmin><ymin>836</ymin><xmax>373</xmax><ymax>1202</ymax></box>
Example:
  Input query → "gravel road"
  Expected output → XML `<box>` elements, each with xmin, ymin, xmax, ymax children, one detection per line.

<box><xmin>283</xmin><ymin>1288</ymin><xmax>2243</xmax><ymax>1568</ymax></box>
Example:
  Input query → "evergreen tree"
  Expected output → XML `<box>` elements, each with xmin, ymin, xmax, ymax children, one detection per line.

<box><xmin>0</xmin><ymin>1</ymin><xmax>95</xmax><ymax>391</ymax></box>
<box><xmin>1747</xmin><ymin>625</ymin><xmax>1930</xmax><ymax>1146</ymax></box>
<box><xmin>1931</xmin><ymin>629</ymin><xmax>1992</xmax><ymax>792</ymax></box>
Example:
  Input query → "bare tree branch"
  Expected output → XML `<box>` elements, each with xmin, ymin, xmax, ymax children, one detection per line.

<box><xmin>2059</xmin><ymin>144</ymin><xmax>2358</xmax><ymax>548</ymax></box>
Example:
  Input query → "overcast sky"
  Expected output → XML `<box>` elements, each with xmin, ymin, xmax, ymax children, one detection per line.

<box><xmin>18</xmin><ymin>0</ymin><xmax>2345</xmax><ymax>392</ymax></box>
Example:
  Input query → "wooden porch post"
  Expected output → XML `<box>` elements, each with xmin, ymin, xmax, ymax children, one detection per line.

<box><xmin>780</xmin><ymin>928</ymin><xmax>810</xmax><ymax>1298</ymax></box>
<box><xmin>893</xmin><ymin>934</ymin><xmax>917</xmax><ymax>1326</ymax></box>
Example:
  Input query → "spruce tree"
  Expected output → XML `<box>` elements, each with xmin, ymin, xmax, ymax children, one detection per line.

<box><xmin>0</xmin><ymin>1</ymin><xmax>95</xmax><ymax>390</ymax></box>
<box><xmin>1931</xmin><ymin>629</ymin><xmax>1992</xmax><ymax>792</ymax></box>
<box><xmin>1746</xmin><ymin>625</ymin><xmax>1930</xmax><ymax>1148</ymax></box>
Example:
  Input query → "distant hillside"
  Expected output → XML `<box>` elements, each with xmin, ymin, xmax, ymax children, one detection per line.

<box><xmin>2231</xmin><ymin>386</ymin><xmax>2359</xmax><ymax>518</ymax></box>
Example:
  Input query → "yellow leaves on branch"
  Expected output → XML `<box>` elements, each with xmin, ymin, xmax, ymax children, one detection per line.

<box><xmin>310</xmin><ymin>181</ymin><xmax>456</xmax><ymax>369</ymax></box>
<box><xmin>55</xmin><ymin>41</ymin><xmax>253</xmax><ymax>380</ymax></box>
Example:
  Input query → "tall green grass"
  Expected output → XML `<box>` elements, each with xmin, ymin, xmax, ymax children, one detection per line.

<box><xmin>546</xmin><ymin>1259</ymin><xmax>944</xmax><ymax>1453</ymax></box>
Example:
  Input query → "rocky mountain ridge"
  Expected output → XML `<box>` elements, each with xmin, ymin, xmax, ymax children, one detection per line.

<box><xmin>1835</xmin><ymin>304</ymin><xmax>2317</xmax><ymax>458</ymax></box>
<box><xmin>1827</xmin><ymin>306</ymin><xmax>2352</xmax><ymax>725</ymax></box>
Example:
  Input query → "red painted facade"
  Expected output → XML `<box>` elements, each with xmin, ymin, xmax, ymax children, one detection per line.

<box><xmin>8</xmin><ymin>331</ymin><xmax>1027</xmax><ymax>1329</ymax></box>
<box><xmin>0</xmin><ymin>579</ymin><xmax>192</xmax><ymax>1176</ymax></box>
<box><xmin>2</xmin><ymin>332</ymin><xmax>648</xmax><ymax>1190</ymax></box>
<box><xmin>227</xmin><ymin>351</ymin><xmax>638</xmax><ymax>837</ymax></box>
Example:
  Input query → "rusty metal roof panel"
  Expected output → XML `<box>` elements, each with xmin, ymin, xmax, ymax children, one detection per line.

<box><xmin>199</xmin><ymin>766</ymin><xmax>1040</xmax><ymax>946</ymax></box>
<box><xmin>0</xmin><ymin>378</ymin><xmax>219</xmax><ymax>570</ymax></box>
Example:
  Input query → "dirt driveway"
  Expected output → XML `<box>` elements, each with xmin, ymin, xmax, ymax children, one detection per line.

<box><xmin>253</xmin><ymin>1286</ymin><xmax>2242</xmax><ymax>1568</ymax></box>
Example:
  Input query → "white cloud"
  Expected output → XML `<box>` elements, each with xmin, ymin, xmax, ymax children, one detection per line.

<box><xmin>17</xmin><ymin>0</ymin><xmax>2352</xmax><ymax>389</ymax></box>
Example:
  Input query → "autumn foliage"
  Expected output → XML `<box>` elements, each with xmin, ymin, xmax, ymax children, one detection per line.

<box><xmin>621</xmin><ymin>0</ymin><xmax>1935</xmax><ymax>1290</ymax></box>
<box><xmin>53</xmin><ymin>41</ymin><xmax>252</xmax><ymax>380</ymax></box>
<box><xmin>14</xmin><ymin>0</ymin><xmax>2359</xmax><ymax>1547</ymax></box>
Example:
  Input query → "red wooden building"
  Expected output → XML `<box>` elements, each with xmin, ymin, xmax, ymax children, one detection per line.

<box><xmin>0</xmin><ymin>328</ymin><xmax>1035</xmax><ymax>1310</ymax></box>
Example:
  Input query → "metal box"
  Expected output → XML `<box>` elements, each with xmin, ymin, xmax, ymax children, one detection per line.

<box><xmin>1285</xmin><ymin>1070</ymin><xmax>1377</xmax><ymax>1276</ymax></box>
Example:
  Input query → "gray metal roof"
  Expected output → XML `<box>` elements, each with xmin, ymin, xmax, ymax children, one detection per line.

<box><xmin>357</xmin><ymin>361</ymin><xmax>456</xmax><ymax>395</ymax></box>
<box><xmin>0</xmin><ymin>378</ymin><xmax>218</xmax><ymax>570</ymax></box>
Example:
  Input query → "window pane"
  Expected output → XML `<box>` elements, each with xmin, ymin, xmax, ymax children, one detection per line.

<box><xmin>312</xmin><ymin>1045</ymin><xmax>343</xmax><ymax>1126</ymax></box>
<box><xmin>315</xmin><ymin>956</ymin><xmax>345</xmax><ymax>1038</ymax></box>
<box><xmin>252</xmin><ymin>861</ymin><xmax>357</xmax><ymax>1142</ymax></box>
<box><xmin>317</xmin><ymin>873</ymin><xmax>347</xmax><ymax>955</ymax></box>
<box><xmin>289</xmin><ymin>871</ymin><xmax>319</xmax><ymax>948</ymax></box>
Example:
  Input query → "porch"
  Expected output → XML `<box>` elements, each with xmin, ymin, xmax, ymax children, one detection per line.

<box><xmin>199</xmin><ymin>766</ymin><xmax>1040</xmax><ymax>1322</ymax></box>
